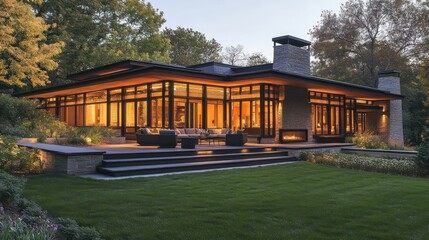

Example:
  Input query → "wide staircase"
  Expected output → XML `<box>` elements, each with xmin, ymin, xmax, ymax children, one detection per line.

<box><xmin>97</xmin><ymin>147</ymin><xmax>297</xmax><ymax>177</ymax></box>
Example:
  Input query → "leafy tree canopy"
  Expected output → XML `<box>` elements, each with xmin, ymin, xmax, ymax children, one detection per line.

<box><xmin>246</xmin><ymin>52</ymin><xmax>270</xmax><ymax>66</ymax></box>
<box><xmin>0</xmin><ymin>0</ymin><xmax>63</xmax><ymax>87</ymax></box>
<box><xmin>163</xmin><ymin>27</ymin><xmax>222</xmax><ymax>66</ymax></box>
<box><xmin>33</xmin><ymin>0</ymin><xmax>170</xmax><ymax>83</ymax></box>
<box><xmin>310</xmin><ymin>0</ymin><xmax>427</xmax><ymax>87</ymax></box>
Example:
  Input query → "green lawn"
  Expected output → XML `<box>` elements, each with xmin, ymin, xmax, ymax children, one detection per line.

<box><xmin>24</xmin><ymin>162</ymin><xmax>429</xmax><ymax>240</ymax></box>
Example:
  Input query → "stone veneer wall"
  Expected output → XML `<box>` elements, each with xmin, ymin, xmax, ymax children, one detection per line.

<box><xmin>38</xmin><ymin>150</ymin><xmax>103</xmax><ymax>175</ymax></box>
<box><xmin>273</xmin><ymin>44</ymin><xmax>310</xmax><ymax>75</ymax></box>
<box><xmin>377</xmin><ymin>73</ymin><xmax>404</xmax><ymax>147</ymax></box>
<box><xmin>276</xmin><ymin>86</ymin><xmax>313</xmax><ymax>143</ymax></box>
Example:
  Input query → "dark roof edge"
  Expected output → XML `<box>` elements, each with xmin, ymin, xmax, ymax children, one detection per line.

<box><xmin>15</xmin><ymin>66</ymin><xmax>226</xmax><ymax>97</ymax></box>
<box><xmin>16</xmin><ymin>64</ymin><xmax>404</xmax><ymax>100</ymax></box>
<box><xmin>272</xmin><ymin>35</ymin><xmax>311</xmax><ymax>46</ymax></box>
<box><xmin>187</xmin><ymin>61</ymin><xmax>239</xmax><ymax>68</ymax></box>
<box><xmin>67</xmin><ymin>59</ymin><xmax>196</xmax><ymax>80</ymax></box>
<box><xmin>230</xmin><ymin>70</ymin><xmax>404</xmax><ymax>99</ymax></box>
<box><xmin>67</xmin><ymin>60</ymin><xmax>141</xmax><ymax>79</ymax></box>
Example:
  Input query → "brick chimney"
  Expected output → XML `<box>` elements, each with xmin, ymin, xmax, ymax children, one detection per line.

<box><xmin>377</xmin><ymin>70</ymin><xmax>404</xmax><ymax>147</ymax></box>
<box><xmin>272</xmin><ymin>35</ymin><xmax>311</xmax><ymax>75</ymax></box>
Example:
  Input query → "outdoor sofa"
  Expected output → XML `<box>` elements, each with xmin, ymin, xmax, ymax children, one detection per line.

<box><xmin>136</xmin><ymin>128</ymin><xmax>177</xmax><ymax>148</ymax></box>
<box><xmin>174</xmin><ymin>128</ymin><xmax>230</xmax><ymax>141</ymax></box>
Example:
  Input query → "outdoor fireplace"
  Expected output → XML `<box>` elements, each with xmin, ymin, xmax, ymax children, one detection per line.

<box><xmin>279</xmin><ymin>129</ymin><xmax>308</xmax><ymax>143</ymax></box>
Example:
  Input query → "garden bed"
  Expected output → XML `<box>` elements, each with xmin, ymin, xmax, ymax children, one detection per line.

<box><xmin>301</xmin><ymin>152</ymin><xmax>424</xmax><ymax>177</ymax></box>
<box><xmin>341</xmin><ymin>147</ymin><xmax>417</xmax><ymax>159</ymax></box>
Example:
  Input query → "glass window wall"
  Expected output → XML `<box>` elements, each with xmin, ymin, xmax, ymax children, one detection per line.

<box><xmin>40</xmin><ymin>81</ymin><xmax>277</xmax><ymax>138</ymax></box>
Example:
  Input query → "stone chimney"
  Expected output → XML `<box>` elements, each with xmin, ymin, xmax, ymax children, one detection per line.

<box><xmin>377</xmin><ymin>70</ymin><xmax>404</xmax><ymax>147</ymax></box>
<box><xmin>272</xmin><ymin>35</ymin><xmax>311</xmax><ymax>75</ymax></box>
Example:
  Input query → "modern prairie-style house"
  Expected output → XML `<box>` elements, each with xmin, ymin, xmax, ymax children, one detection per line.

<box><xmin>17</xmin><ymin>35</ymin><xmax>405</xmax><ymax>146</ymax></box>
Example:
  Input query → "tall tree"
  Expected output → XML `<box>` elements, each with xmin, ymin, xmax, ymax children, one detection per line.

<box><xmin>310</xmin><ymin>0</ymin><xmax>427</xmax><ymax>87</ymax></box>
<box><xmin>34</xmin><ymin>0</ymin><xmax>170</xmax><ymax>83</ymax></box>
<box><xmin>222</xmin><ymin>45</ymin><xmax>246</xmax><ymax>66</ymax></box>
<box><xmin>0</xmin><ymin>0</ymin><xmax>63</xmax><ymax>87</ymax></box>
<box><xmin>246</xmin><ymin>52</ymin><xmax>270</xmax><ymax>66</ymax></box>
<box><xmin>162</xmin><ymin>27</ymin><xmax>222</xmax><ymax>66</ymax></box>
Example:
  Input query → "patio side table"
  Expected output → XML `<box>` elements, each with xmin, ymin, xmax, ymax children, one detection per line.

<box><xmin>181</xmin><ymin>137</ymin><xmax>197</xmax><ymax>149</ymax></box>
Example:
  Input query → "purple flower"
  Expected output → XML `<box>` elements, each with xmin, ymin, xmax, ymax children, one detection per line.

<box><xmin>52</xmin><ymin>223</ymin><xmax>59</xmax><ymax>231</ymax></box>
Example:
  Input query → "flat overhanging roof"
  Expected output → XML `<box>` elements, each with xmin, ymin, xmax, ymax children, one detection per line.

<box><xmin>16</xmin><ymin>63</ymin><xmax>403</xmax><ymax>101</ymax></box>
<box><xmin>272</xmin><ymin>35</ymin><xmax>311</xmax><ymax>47</ymax></box>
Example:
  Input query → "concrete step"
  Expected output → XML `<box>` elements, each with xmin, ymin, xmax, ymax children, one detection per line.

<box><xmin>102</xmin><ymin>147</ymin><xmax>275</xmax><ymax>160</ymax></box>
<box><xmin>97</xmin><ymin>156</ymin><xmax>297</xmax><ymax>177</ymax></box>
<box><xmin>102</xmin><ymin>151</ymin><xmax>288</xmax><ymax>167</ymax></box>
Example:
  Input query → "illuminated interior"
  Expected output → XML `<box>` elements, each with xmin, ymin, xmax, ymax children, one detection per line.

<box><xmin>43</xmin><ymin>81</ymin><xmax>279</xmax><ymax>138</ymax></box>
<box><xmin>310</xmin><ymin>91</ymin><xmax>369</xmax><ymax>136</ymax></box>
<box><xmin>40</xmin><ymin>81</ymin><xmax>379</xmax><ymax>140</ymax></box>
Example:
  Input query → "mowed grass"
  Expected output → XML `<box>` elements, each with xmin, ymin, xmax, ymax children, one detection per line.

<box><xmin>24</xmin><ymin>162</ymin><xmax>429</xmax><ymax>240</ymax></box>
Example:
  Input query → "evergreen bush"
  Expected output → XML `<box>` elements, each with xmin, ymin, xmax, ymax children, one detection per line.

<box><xmin>416</xmin><ymin>139</ymin><xmax>429</xmax><ymax>174</ymax></box>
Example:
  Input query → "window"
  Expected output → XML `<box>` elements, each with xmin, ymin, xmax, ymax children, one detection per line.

<box><xmin>206</xmin><ymin>86</ymin><xmax>224</xmax><ymax>99</ymax></box>
<box><xmin>189</xmin><ymin>84</ymin><xmax>202</xmax><ymax>98</ymax></box>
<box><xmin>174</xmin><ymin>83</ymin><xmax>187</xmax><ymax>97</ymax></box>
<box><xmin>137</xmin><ymin>101</ymin><xmax>147</xmax><ymax>127</ymax></box>
<box><xmin>174</xmin><ymin>99</ymin><xmax>186</xmax><ymax>128</ymax></box>
<box><xmin>188</xmin><ymin>99</ymin><xmax>202</xmax><ymax>128</ymax></box>
<box><xmin>357</xmin><ymin>113</ymin><xmax>367</xmax><ymax>133</ymax></box>
<box><xmin>125</xmin><ymin>102</ymin><xmax>135</xmax><ymax>127</ymax></box>
<box><xmin>207</xmin><ymin>100</ymin><xmax>223</xmax><ymax>128</ymax></box>
<box><xmin>124</xmin><ymin>87</ymin><xmax>136</xmax><ymax>99</ymax></box>
<box><xmin>136</xmin><ymin>85</ymin><xmax>147</xmax><ymax>99</ymax></box>
<box><xmin>109</xmin><ymin>89</ymin><xmax>122</xmax><ymax>101</ymax></box>
<box><xmin>310</xmin><ymin>91</ymin><xmax>344</xmax><ymax>136</ymax></box>
<box><xmin>86</xmin><ymin>91</ymin><xmax>106</xmax><ymax>103</ymax></box>
<box><xmin>151</xmin><ymin>98</ymin><xmax>163</xmax><ymax>128</ymax></box>
<box><xmin>85</xmin><ymin>103</ymin><xmax>107</xmax><ymax>126</ymax></box>
<box><xmin>109</xmin><ymin>102</ymin><xmax>121</xmax><ymax>127</ymax></box>
<box><xmin>151</xmin><ymin>83</ymin><xmax>163</xmax><ymax>97</ymax></box>
<box><xmin>66</xmin><ymin>106</ymin><xmax>76</xmax><ymax>126</ymax></box>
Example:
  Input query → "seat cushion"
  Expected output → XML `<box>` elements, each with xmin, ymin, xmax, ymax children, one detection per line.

<box><xmin>178</xmin><ymin>129</ymin><xmax>186</xmax><ymax>134</ymax></box>
<box><xmin>208</xmin><ymin>129</ymin><xmax>215</xmax><ymax>134</ymax></box>
<box><xmin>185</xmin><ymin>128</ymin><xmax>196</xmax><ymax>134</ymax></box>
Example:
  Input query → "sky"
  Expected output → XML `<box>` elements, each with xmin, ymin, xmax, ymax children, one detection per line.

<box><xmin>149</xmin><ymin>0</ymin><xmax>348</xmax><ymax>61</ymax></box>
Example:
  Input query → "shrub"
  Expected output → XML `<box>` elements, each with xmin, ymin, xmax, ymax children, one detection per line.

<box><xmin>416</xmin><ymin>139</ymin><xmax>429</xmax><ymax>174</ymax></box>
<box><xmin>0</xmin><ymin>173</ymin><xmax>104</xmax><ymax>240</ymax></box>
<box><xmin>64</xmin><ymin>128</ymin><xmax>87</xmax><ymax>145</ymax></box>
<box><xmin>303</xmin><ymin>152</ymin><xmax>423</xmax><ymax>177</ymax></box>
<box><xmin>56</xmin><ymin>218</ymin><xmax>103</xmax><ymax>240</ymax></box>
<box><xmin>77</xmin><ymin>127</ymin><xmax>114</xmax><ymax>144</ymax></box>
<box><xmin>0</xmin><ymin>135</ymin><xmax>43</xmax><ymax>174</ymax></box>
<box><xmin>351</xmin><ymin>132</ymin><xmax>390</xmax><ymax>149</ymax></box>
<box><xmin>63</xmin><ymin>127</ymin><xmax>114</xmax><ymax>145</ymax></box>
<box><xmin>0</xmin><ymin>173</ymin><xmax>26</xmax><ymax>208</ymax></box>
<box><xmin>0</xmin><ymin>94</ymin><xmax>68</xmax><ymax>140</ymax></box>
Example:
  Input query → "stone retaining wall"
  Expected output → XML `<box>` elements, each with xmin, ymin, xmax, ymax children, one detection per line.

<box><xmin>19</xmin><ymin>143</ymin><xmax>105</xmax><ymax>175</ymax></box>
